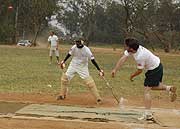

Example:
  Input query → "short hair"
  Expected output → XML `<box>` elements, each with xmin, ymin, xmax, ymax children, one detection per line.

<box><xmin>125</xmin><ymin>37</ymin><xmax>139</xmax><ymax>51</ymax></box>
<box><xmin>75</xmin><ymin>40</ymin><xmax>84</xmax><ymax>44</ymax></box>
<box><xmin>75</xmin><ymin>40</ymin><xmax>81</xmax><ymax>44</ymax></box>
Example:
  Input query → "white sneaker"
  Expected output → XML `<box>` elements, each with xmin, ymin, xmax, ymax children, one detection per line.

<box><xmin>138</xmin><ymin>112</ymin><xmax>153</xmax><ymax>120</ymax></box>
<box><xmin>138</xmin><ymin>114</ymin><xmax>146</xmax><ymax>120</ymax></box>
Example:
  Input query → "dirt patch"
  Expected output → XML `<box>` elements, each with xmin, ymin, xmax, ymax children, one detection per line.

<box><xmin>0</xmin><ymin>117</ymin><xmax>175</xmax><ymax>129</ymax></box>
<box><xmin>0</xmin><ymin>92</ymin><xmax>118</xmax><ymax>107</ymax></box>
<box><xmin>0</xmin><ymin>92</ymin><xmax>179</xmax><ymax>109</ymax></box>
<box><xmin>0</xmin><ymin>118</ymin><xmax>133</xmax><ymax>129</ymax></box>
<box><xmin>0</xmin><ymin>92</ymin><xmax>179</xmax><ymax>129</ymax></box>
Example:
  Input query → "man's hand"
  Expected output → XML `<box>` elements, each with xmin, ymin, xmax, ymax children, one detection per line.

<box><xmin>48</xmin><ymin>41</ymin><xmax>51</xmax><ymax>49</ymax></box>
<box><xmin>130</xmin><ymin>74</ymin><xmax>134</xmax><ymax>82</ymax></box>
<box><xmin>130</xmin><ymin>69</ymin><xmax>143</xmax><ymax>81</ymax></box>
<box><xmin>99</xmin><ymin>69</ymin><xmax>104</xmax><ymax>77</ymax></box>
<box><xmin>111</xmin><ymin>69</ymin><xmax>116</xmax><ymax>78</ymax></box>
<box><xmin>47</xmin><ymin>44</ymin><xmax>50</xmax><ymax>49</ymax></box>
<box><xmin>60</xmin><ymin>60</ymin><xmax>65</xmax><ymax>69</ymax></box>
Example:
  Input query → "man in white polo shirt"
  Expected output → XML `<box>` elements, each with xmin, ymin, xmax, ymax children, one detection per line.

<box><xmin>111</xmin><ymin>37</ymin><xmax>177</xmax><ymax>120</ymax></box>
<box><xmin>57</xmin><ymin>39</ymin><xmax>104</xmax><ymax>104</ymax></box>
<box><xmin>48</xmin><ymin>31</ymin><xmax>59</xmax><ymax>64</ymax></box>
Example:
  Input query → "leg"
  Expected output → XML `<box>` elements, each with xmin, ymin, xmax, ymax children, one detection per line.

<box><xmin>83</xmin><ymin>76</ymin><xmax>102</xmax><ymax>104</ymax></box>
<box><xmin>49</xmin><ymin>48</ymin><xmax>53</xmax><ymax>64</ymax></box>
<box><xmin>49</xmin><ymin>56</ymin><xmax>52</xmax><ymax>64</ymax></box>
<box><xmin>77</xmin><ymin>66</ymin><xmax>102</xmax><ymax>104</ymax></box>
<box><xmin>138</xmin><ymin>86</ymin><xmax>153</xmax><ymax>120</ymax></box>
<box><xmin>140</xmin><ymin>83</ymin><xmax>177</xmax><ymax>120</ymax></box>
<box><xmin>151</xmin><ymin>83</ymin><xmax>177</xmax><ymax>102</ymax></box>
<box><xmin>144</xmin><ymin>86</ymin><xmax>152</xmax><ymax>110</ymax></box>
<box><xmin>56</xmin><ymin>56</ymin><xmax>59</xmax><ymax>64</ymax></box>
<box><xmin>57</xmin><ymin>65</ymin><xmax>75</xmax><ymax>100</ymax></box>
<box><xmin>57</xmin><ymin>73</ymin><xmax>69</xmax><ymax>100</ymax></box>
<box><xmin>140</xmin><ymin>63</ymin><xmax>176</xmax><ymax>120</ymax></box>
<box><xmin>151</xmin><ymin>83</ymin><xmax>166</xmax><ymax>90</ymax></box>
<box><xmin>55</xmin><ymin>49</ymin><xmax>60</xmax><ymax>64</ymax></box>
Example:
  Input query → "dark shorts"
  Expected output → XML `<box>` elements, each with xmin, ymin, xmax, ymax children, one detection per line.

<box><xmin>144</xmin><ymin>63</ymin><xmax>163</xmax><ymax>87</ymax></box>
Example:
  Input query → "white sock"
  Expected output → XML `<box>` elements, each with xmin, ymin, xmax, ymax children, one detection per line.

<box><xmin>166</xmin><ymin>86</ymin><xmax>171</xmax><ymax>92</ymax></box>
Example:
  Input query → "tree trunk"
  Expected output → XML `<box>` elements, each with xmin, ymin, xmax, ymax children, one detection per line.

<box><xmin>32</xmin><ymin>25</ymin><xmax>41</xmax><ymax>46</ymax></box>
<box><xmin>12</xmin><ymin>3</ymin><xmax>19</xmax><ymax>44</ymax></box>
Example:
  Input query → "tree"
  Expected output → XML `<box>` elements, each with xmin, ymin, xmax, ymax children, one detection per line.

<box><xmin>155</xmin><ymin>0</ymin><xmax>179</xmax><ymax>52</ymax></box>
<box><xmin>0</xmin><ymin>0</ymin><xmax>18</xmax><ymax>43</ymax></box>
<box><xmin>0</xmin><ymin>0</ymin><xmax>58</xmax><ymax>45</ymax></box>
<box><xmin>119</xmin><ymin>0</ymin><xmax>180</xmax><ymax>52</ymax></box>
<box><xmin>104</xmin><ymin>1</ymin><xmax>125</xmax><ymax>43</ymax></box>
<box><xmin>20</xmin><ymin>0</ymin><xmax>58</xmax><ymax>46</ymax></box>
<box><xmin>57</xmin><ymin>0</ymin><xmax>114</xmax><ymax>45</ymax></box>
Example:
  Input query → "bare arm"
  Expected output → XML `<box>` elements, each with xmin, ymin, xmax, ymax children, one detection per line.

<box><xmin>130</xmin><ymin>69</ymin><xmax>143</xmax><ymax>81</ymax></box>
<box><xmin>56</xmin><ymin>39</ymin><xmax>59</xmax><ymax>50</ymax></box>
<box><xmin>111</xmin><ymin>55</ymin><xmax>128</xmax><ymax>77</ymax></box>
<box><xmin>47</xmin><ymin>41</ymin><xmax>50</xmax><ymax>48</ymax></box>
<box><xmin>47</xmin><ymin>36</ymin><xmax>51</xmax><ymax>48</ymax></box>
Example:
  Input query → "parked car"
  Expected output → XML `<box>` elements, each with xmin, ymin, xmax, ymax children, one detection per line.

<box><xmin>17</xmin><ymin>40</ymin><xmax>32</xmax><ymax>47</ymax></box>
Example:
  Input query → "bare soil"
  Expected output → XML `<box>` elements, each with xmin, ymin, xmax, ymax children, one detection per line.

<box><xmin>0</xmin><ymin>92</ymin><xmax>179</xmax><ymax>129</ymax></box>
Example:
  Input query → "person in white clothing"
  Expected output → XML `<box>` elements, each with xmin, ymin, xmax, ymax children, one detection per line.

<box><xmin>111</xmin><ymin>37</ymin><xmax>177</xmax><ymax>120</ymax></box>
<box><xmin>48</xmin><ymin>31</ymin><xmax>59</xmax><ymax>64</ymax></box>
<box><xmin>57</xmin><ymin>40</ymin><xmax>104</xmax><ymax>104</ymax></box>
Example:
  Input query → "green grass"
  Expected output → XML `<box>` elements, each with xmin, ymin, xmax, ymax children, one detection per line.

<box><xmin>0</xmin><ymin>45</ymin><xmax>179</xmax><ymax>99</ymax></box>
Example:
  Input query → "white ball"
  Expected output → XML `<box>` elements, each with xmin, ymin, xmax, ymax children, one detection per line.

<box><xmin>47</xmin><ymin>84</ymin><xmax>52</xmax><ymax>87</ymax></box>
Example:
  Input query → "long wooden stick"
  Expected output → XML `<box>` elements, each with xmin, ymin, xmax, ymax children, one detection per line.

<box><xmin>102</xmin><ymin>76</ymin><xmax>119</xmax><ymax>104</ymax></box>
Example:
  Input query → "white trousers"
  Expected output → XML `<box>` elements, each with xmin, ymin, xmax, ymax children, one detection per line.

<box><xmin>65</xmin><ymin>64</ymin><xmax>89</xmax><ymax>80</ymax></box>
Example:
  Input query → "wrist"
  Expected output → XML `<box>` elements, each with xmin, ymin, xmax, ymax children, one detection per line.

<box><xmin>113</xmin><ymin>68</ymin><xmax>117</xmax><ymax>73</ymax></box>
<box><xmin>99</xmin><ymin>69</ymin><xmax>104</xmax><ymax>76</ymax></box>
<box><xmin>99</xmin><ymin>69</ymin><xmax>103</xmax><ymax>72</ymax></box>
<box><xmin>130</xmin><ymin>74</ymin><xmax>133</xmax><ymax>78</ymax></box>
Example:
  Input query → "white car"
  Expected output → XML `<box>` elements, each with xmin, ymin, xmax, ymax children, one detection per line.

<box><xmin>17</xmin><ymin>40</ymin><xmax>32</xmax><ymax>47</ymax></box>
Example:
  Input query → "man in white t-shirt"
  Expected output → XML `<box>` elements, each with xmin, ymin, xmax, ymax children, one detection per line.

<box><xmin>48</xmin><ymin>31</ymin><xmax>59</xmax><ymax>64</ymax></box>
<box><xmin>111</xmin><ymin>37</ymin><xmax>177</xmax><ymax>120</ymax></box>
<box><xmin>57</xmin><ymin>40</ymin><xmax>104</xmax><ymax>104</ymax></box>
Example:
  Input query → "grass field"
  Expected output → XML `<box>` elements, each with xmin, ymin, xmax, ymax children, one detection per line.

<box><xmin>0</xmin><ymin>45</ymin><xmax>179</xmax><ymax>100</ymax></box>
